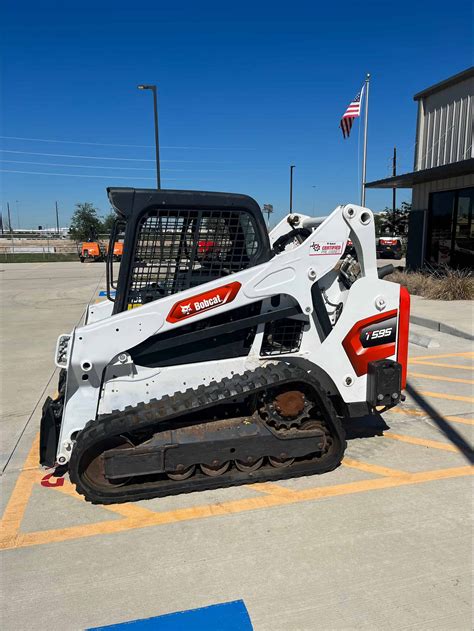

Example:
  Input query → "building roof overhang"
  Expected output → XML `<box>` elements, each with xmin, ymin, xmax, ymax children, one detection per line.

<box><xmin>413</xmin><ymin>67</ymin><xmax>474</xmax><ymax>101</ymax></box>
<box><xmin>365</xmin><ymin>158</ymin><xmax>474</xmax><ymax>189</ymax></box>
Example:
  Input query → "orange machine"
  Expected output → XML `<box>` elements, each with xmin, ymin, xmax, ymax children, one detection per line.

<box><xmin>79</xmin><ymin>242</ymin><xmax>106</xmax><ymax>263</ymax></box>
<box><xmin>112</xmin><ymin>241</ymin><xmax>123</xmax><ymax>261</ymax></box>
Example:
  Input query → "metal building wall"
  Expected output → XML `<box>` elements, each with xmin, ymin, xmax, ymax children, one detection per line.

<box><xmin>415</xmin><ymin>76</ymin><xmax>474</xmax><ymax>171</ymax></box>
<box><xmin>412</xmin><ymin>173</ymin><xmax>474</xmax><ymax>209</ymax></box>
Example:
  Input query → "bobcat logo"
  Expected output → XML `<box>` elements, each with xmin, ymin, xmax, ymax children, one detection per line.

<box><xmin>180</xmin><ymin>303</ymin><xmax>192</xmax><ymax>315</ymax></box>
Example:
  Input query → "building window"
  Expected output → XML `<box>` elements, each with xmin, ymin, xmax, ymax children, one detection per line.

<box><xmin>427</xmin><ymin>187</ymin><xmax>473</xmax><ymax>269</ymax></box>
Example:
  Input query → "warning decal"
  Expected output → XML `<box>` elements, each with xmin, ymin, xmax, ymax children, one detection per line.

<box><xmin>309</xmin><ymin>241</ymin><xmax>344</xmax><ymax>256</ymax></box>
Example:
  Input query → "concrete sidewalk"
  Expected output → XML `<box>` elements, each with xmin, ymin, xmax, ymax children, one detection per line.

<box><xmin>410</xmin><ymin>295</ymin><xmax>473</xmax><ymax>340</ymax></box>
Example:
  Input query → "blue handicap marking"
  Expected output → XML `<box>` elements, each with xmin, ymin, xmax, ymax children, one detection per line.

<box><xmin>99</xmin><ymin>290</ymin><xmax>116</xmax><ymax>296</ymax></box>
<box><xmin>88</xmin><ymin>600</ymin><xmax>253</xmax><ymax>631</ymax></box>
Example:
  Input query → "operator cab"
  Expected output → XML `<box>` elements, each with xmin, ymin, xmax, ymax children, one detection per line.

<box><xmin>106</xmin><ymin>188</ymin><xmax>271</xmax><ymax>313</ymax></box>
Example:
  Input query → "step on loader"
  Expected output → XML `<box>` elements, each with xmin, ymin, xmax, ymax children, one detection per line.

<box><xmin>40</xmin><ymin>188</ymin><xmax>410</xmax><ymax>504</ymax></box>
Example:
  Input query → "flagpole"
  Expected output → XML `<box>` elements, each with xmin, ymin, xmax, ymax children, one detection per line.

<box><xmin>361</xmin><ymin>73</ymin><xmax>370</xmax><ymax>206</ymax></box>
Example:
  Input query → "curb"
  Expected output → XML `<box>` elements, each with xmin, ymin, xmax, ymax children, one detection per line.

<box><xmin>409</xmin><ymin>330</ymin><xmax>439</xmax><ymax>348</ymax></box>
<box><xmin>410</xmin><ymin>314</ymin><xmax>474</xmax><ymax>341</ymax></box>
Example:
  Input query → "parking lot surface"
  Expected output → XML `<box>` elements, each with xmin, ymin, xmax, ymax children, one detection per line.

<box><xmin>1</xmin><ymin>262</ymin><xmax>472</xmax><ymax>630</ymax></box>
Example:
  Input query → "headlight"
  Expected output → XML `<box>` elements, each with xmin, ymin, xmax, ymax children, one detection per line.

<box><xmin>55</xmin><ymin>334</ymin><xmax>71</xmax><ymax>368</ymax></box>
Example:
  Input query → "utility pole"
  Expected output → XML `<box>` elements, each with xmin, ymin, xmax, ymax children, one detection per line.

<box><xmin>392</xmin><ymin>147</ymin><xmax>397</xmax><ymax>234</ymax></box>
<box><xmin>55</xmin><ymin>201</ymin><xmax>60</xmax><ymax>235</ymax></box>
<box><xmin>7</xmin><ymin>202</ymin><xmax>12</xmax><ymax>234</ymax></box>
<box><xmin>289</xmin><ymin>165</ymin><xmax>295</xmax><ymax>212</ymax></box>
<box><xmin>7</xmin><ymin>202</ymin><xmax>14</xmax><ymax>253</ymax></box>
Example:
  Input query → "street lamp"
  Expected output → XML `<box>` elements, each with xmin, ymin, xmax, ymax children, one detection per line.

<box><xmin>289</xmin><ymin>165</ymin><xmax>295</xmax><ymax>213</ymax></box>
<box><xmin>137</xmin><ymin>84</ymin><xmax>161</xmax><ymax>189</ymax></box>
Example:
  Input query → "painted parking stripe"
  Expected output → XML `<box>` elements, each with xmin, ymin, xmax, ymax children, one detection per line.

<box><xmin>410</xmin><ymin>352</ymin><xmax>474</xmax><ymax>361</ymax></box>
<box><xmin>384</xmin><ymin>432</ymin><xmax>458</xmax><ymax>452</ymax></box>
<box><xmin>388</xmin><ymin>406</ymin><xmax>474</xmax><ymax>426</ymax></box>
<box><xmin>409</xmin><ymin>361</ymin><xmax>473</xmax><ymax>371</ymax></box>
<box><xmin>88</xmin><ymin>600</ymin><xmax>252</xmax><ymax>630</ymax></box>
<box><xmin>418</xmin><ymin>390</ymin><xmax>474</xmax><ymax>404</ymax></box>
<box><xmin>409</xmin><ymin>372</ymin><xmax>474</xmax><ymax>385</ymax></box>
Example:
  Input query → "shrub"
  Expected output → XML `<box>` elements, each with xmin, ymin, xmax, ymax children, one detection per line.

<box><xmin>386</xmin><ymin>267</ymin><xmax>474</xmax><ymax>300</ymax></box>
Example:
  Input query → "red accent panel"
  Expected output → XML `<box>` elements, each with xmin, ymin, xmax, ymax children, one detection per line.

<box><xmin>397</xmin><ymin>286</ymin><xmax>410</xmax><ymax>388</ymax></box>
<box><xmin>342</xmin><ymin>310</ymin><xmax>398</xmax><ymax>377</ymax></box>
<box><xmin>166</xmin><ymin>282</ymin><xmax>241</xmax><ymax>324</ymax></box>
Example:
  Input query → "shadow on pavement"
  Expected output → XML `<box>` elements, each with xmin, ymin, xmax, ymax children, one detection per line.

<box><xmin>406</xmin><ymin>383</ymin><xmax>474</xmax><ymax>464</ymax></box>
<box><xmin>345</xmin><ymin>413</ymin><xmax>389</xmax><ymax>440</ymax></box>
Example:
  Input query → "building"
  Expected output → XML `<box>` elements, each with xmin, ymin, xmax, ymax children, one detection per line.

<box><xmin>366</xmin><ymin>67</ymin><xmax>473</xmax><ymax>269</ymax></box>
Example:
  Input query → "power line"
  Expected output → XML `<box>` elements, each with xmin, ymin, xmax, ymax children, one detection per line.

<box><xmin>0</xmin><ymin>159</ymin><xmax>156</xmax><ymax>171</ymax></box>
<box><xmin>0</xmin><ymin>168</ymin><xmax>216</xmax><ymax>181</ymax></box>
<box><xmin>0</xmin><ymin>149</ymin><xmax>230</xmax><ymax>164</ymax></box>
<box><xmin>1</xmin><ymin>169</ymin><xmax>162</xmax><ymax>180</ymax></box>
<box><xmin>0</xmin><ymin>135</ymin><xmax>255</xmax><ymax>151</ymax></box>
<box><xmin>0</xmin><ymin>159</ymin><xmax>235</xmax><ymax>173</ymax></box>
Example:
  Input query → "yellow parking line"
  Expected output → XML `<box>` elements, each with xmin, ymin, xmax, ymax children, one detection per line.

<box><xmin>419</xmin><ymin>390</ymin><xmax>474</xmax><ymax>404</ymax></box>
<box><xmin>1</xmin><ymin>436</ymin><xmax>42</xmax><ymax>537</ymax></box>
<box><xmin>2</xmin><ymin>465</ymin><xmax>472</xmax><ymax>550</ymax></box>
<box><xmin>409</xmin><ymin>361</ymin><xmax>473</xmax><ymax>371</ymax></box>
<box><xmin>384</xmin><ymin>432</ymin><xmax>458</xmax><ymax>452</ymax></box>
<box><xmin>1</xmin><ymin>426</ymin><xmax>472</xmax><ymax>552</ymax></box>
<box><xmin>342</xmin><ymin>458</ymin><xmax>409</xmax><ymax>478</ymax></box>
<box><xmin>251</xmin><ymin>482</ymin><xmax>298</xmax><ymax>498</ymax></box>
<box><xmin>410</xmin><ymin>352</ymin><xmax>474</xmax><ymax>362</ymax></box>
<box><xmin>409</xmin><ymin>372</ymin><xmax>474</xmax><ymax>385</ymax></box>
<box><xmin>55</xmin><ymin>479</ymin><xmax>159</xmax><ymax>520</ymax></box>
<box><xmin>1</xmin><ymin>469</ymin><xmax>41</xmax><ymax>539</ymax></box>
<box><xmin>387</xmin><ymin>406</ymin><xmax>474</xmax><ymax>426</ymax></box>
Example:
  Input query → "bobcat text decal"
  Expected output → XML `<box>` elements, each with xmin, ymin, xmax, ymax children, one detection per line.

<box><xmin>167</xmin><ymin>282</ymin><xmax>242</xmax><ymax>323</ymax></box>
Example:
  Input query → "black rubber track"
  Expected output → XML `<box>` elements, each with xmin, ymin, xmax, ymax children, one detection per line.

<box><xmin>69</xmin><ymin>364</ymin><xmax>347</xmax><ymax>504</ymax></box>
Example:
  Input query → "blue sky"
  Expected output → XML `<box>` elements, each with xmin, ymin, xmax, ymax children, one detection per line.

<box><xmin>1</xmin><ymin>0</ymin><xmax>472</xmax><ymax>228</ymax></box>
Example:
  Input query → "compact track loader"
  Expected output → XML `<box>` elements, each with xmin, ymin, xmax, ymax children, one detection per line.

<box><xmin>40</xmin><ymin>188</ymin><xmax>410</xmax><ymax>504</ymax></box>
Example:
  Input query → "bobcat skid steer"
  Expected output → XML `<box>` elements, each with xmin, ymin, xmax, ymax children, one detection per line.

<box><xmin>40</xmin><ymin>188</ymin><xmax>410</xmax><ymax>504</ymax></box>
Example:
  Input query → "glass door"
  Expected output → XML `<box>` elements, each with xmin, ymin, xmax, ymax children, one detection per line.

<box><xmin>427</xmin><ymin>191</ymin><xmax>456</xmax><ymax>265</ymax></box>
<box><xmin>452</xmin><ymin>187</ymin><xmax>473</xmax><ymax>268</ymax></box>
<box><xmin>427</xmin><ymin>187</ymin><xmax>474</xmax><ymax>268</ymax></box>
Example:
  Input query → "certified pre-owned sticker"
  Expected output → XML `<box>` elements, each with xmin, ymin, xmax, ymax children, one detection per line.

<box><xmin>309</xmin><ymin>241</ymin><xmax>344</xmax><ymax>256</ymax></box>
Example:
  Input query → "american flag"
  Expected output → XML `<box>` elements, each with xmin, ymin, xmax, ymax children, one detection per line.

<box><xmin>340</xmin><ymin>88</ymin><xmax>363</xmax><ymax>138</ymax></box>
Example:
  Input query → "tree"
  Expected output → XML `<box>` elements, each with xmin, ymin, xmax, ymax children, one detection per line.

<box><xmin>102</xmin><ymin>211</ymin><xmax>116</xmax><ymax>235</ymax></box>
<box><xmin>69</xmin><ymin>203</ymin><xmax>103</xmax><ymax>242</ymax></box>
<box><xmin>263</xmin><ymin>204</ymin><xmax>274</xmax><ymax>228</ymax></box>
<box><xmin>375</xmin><ymin>202</ymin><xmax>411</xmax><ymax>236</ymax></box>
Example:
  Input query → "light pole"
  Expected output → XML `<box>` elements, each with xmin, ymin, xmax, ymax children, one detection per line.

<box><xmin>15</xmin><ymin>200</ymin><xmax>20</xmax><ymax>230</ymax></box>
<box><xmin>55</xmin><ymin>201</ymin><xmax>60</xmax><ymax>235</ymax></box>
<box><xmin>289</xmin><ymin>165</ymin><xmax>295</xmax><ymax>213</ymax></box>
<box><xmin>137</xmin><ymin>84</ymin><xmax>161</xmax><ymax>189</ymax></box>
